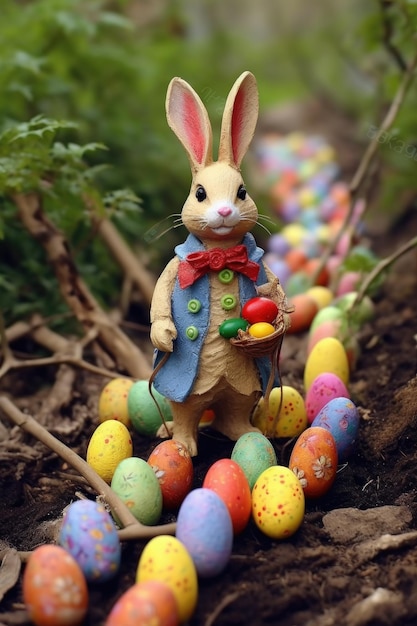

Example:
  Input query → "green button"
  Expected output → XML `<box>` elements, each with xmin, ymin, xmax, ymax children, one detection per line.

<box><xmin>185</xmin><ymin>325</ymin><xmax>199</xmax><ymax>340</ymax></box>
<box><xmin>187</xmin><ymin>299</ymin><xmax>202</xmax><ymax>313</ymax></box>
<box><xmin>221</xmin><ymin>294</ymin><xmax>237</xmax><ymax>311</ymax></box>
<box><xmin>218</xmin><ymin>269</ymin><xmax>234</xmax><ymax>284</ymax></box>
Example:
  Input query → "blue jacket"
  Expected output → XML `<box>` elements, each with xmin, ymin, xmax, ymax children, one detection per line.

<box><xmin>153</xmin><ymin>233</ymin><xmax>278</xmax><ymax>402</ymax></box>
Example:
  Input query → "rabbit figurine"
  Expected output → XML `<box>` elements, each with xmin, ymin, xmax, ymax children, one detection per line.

<box><xmin>150</xmin><ymin>71</ymin><xmax>288</xmax><ymax>456</ymax></box>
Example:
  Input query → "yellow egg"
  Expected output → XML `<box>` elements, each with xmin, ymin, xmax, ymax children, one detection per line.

<box><xmin>252</xmin><ymin>387</ymin><xmax>307</xmax><ymax>438</ymax></box>
<box><xmin>281</xmin><ymin>223</ymin><xmax>307</xmax><ymax>247</ymax></box>
<box><xmin>86</xmin><ymin>420</ymin><xmax>133</xmax><ymax>483</ymax></box>
<box><xmin>304</xmin><ymin>337</ymin><xmax>349</xmax><ymax>391</ymax></box>
<box><xmin>248</xmin><ymin>322</ymin><xmax>275</xmax><ymax>338</ymax></box>
<box><xmin>252</xmin><ymin>465</ymin><xmax>305</xmax><ymax>539</ymax></box>
<box><xmin>98</xmin><ymin>378</ymin><xmax>134</xmax><ymax>427</ymax></box>
<box><xmin>305</xmin><ymin>286</ymin><xmax>334</xmax><ymax>310</ymax></box>
<box><xmin>136</xmin><ymin>535</ymin><xmax>198</xmax><ymax>623</ymax></box>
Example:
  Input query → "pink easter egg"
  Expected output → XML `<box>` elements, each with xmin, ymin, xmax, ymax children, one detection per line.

<box><xmin>336</xmin><ymin>271</ymin><xmax>361</xmax><ymax>296</ymax></box>
<box><xmin>307</xmin><ymin>319</ymin><xmax>344</xmax><ymax>356</ymax></box>
<box><xmin>305</xmin><ymin>372</ymin><xmax>350</xmax><ymax>424</ymax></box>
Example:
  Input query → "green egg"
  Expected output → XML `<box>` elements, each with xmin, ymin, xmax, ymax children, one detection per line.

<box><xmin>111</xmin><ymin>456</ymin><xmax>162</xmax><ymax>525</ymax></box>
<box><xmin>128</xmin><ymin>379</ymin><xmax>173</xmax><ymax>436</ymax></box>
<box><xmin>231</xmin><ymin>432</ymin><xmax>277</xmax><ymax>490</ymax></box>
<box><xmin>218</xmin><ymin>317</ymin><xmax>248</xmax><ymax>339</ymax></box>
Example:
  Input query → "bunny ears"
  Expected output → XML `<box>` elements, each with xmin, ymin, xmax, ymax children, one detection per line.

<box><xmin>166</xmin><ymin>71</ymin><xmax>259</xmax><ymax>174</ymax></box>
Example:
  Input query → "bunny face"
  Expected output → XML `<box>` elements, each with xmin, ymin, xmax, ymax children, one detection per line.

<box><xmin>181</xmin><ymin>162</ymin><xmax>258</xmax><ymax>244</ymax></box>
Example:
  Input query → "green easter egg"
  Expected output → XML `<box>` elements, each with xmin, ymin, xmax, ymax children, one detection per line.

<box><xmin>111</xmin><ymin>456</ymin><xmax>162</xmax><ymax>525</ymax></box>
<box><xmin>218</xmin><ymin>317</ymin><xmax>248</xmax><ymax>339</ymax></box>
<box><xmin>128</xmin><ymin>380</ymin><xmax>172</xmax><ymax>436</ymax></box>
<box><xmin>231</xmin><ymin>432</ymin><xmax>277</xmax><ymax>491</ymax></box>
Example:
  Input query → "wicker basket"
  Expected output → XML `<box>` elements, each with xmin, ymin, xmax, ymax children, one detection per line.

<box><xmin>230</xmin><ymin>316</ymin><xmax>287</xmax><ymax>357</ymax></box>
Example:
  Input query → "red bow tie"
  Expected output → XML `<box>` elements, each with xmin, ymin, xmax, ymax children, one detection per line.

<box><xmin>178</xmin><ymin>244</ymin><xmax>260</xmax><ymax>289</ymax></box>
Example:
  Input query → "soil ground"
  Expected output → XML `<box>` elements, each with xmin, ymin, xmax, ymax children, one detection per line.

<box><xmin>0</xmin><ymin>209</ymin><xmax>416</xmax><ymax>626</ymax></box>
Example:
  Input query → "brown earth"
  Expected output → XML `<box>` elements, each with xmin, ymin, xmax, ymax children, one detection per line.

<box><xmin>0</xmin><ymin>208</ymin><xmax>416</xmax><ymax>626</ymax></box>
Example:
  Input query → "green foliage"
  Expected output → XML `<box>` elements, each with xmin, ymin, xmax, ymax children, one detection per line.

<box><xmin>0</xmin><ymin>0</ymin><xmax>416</xmax><ymax>329</ymax></box>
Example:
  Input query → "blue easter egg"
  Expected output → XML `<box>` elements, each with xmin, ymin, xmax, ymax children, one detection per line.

<box><xmin>311</xmin><ymin>397</ymin><xmax>360</xmax><ymax>461</ymax></box>
<box><xmin>59</xmin><ymin>499</ymin><xmax>121</xmax><ymax>582</ymax></box>
<box><xmin>176</xmin><ymin>488</ymin><xmax>233</xmax><ymax>578</ymax></box>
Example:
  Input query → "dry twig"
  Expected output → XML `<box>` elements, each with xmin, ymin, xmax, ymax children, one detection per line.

<box><xmin>12</xmin><ymin>192</ymin><xmax>152</xmax><ymax>379</ymax></box>
<box><xmin>0</xmin><ymin>396</ymin><xmax>176</xmax><ymax>540</ymax></box>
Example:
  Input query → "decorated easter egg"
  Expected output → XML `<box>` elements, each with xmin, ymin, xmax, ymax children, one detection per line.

<box><xmin>309</xmin><ymin>305</ymin><xmax>347</xmax><ymax>335</ymax></box>
<box><xmin>242</xmin><ymin>296</ymin><xmax>279</xmax><ymax>324</ymax></box>
<box><xmin>147</xmin><ymin>439</ymin><xmax>193</xmax><ymax>511</ymax></box>
<box><xmin>307</xmin><ymin>318</ymin><xmax>346</xmax><ymax>356</ymax></box>
<box><xmin>312</xmin><ymin>397</ymin><xmax>360</xmax><ymax>461</ymax></box>
<box><xmin>203</xmin><ymin>459</ymin><xmax>252</xmax><ymax>534</ymax></box>
<box><xmin>59</xmin><ymin>500</ymin><xmax>121</xmax><ymax>583</ymax></box>
<box><xmin>176</xmin><ymin>488</ymin><xmax>233</xmax><ymax>577</ymax></box>
<box><xmin>333</xmin><ymin>292</ymin><xmax>375</xmax><ymax>324</ymax></box>
<box><xmin>128</xmin><ymin>380</ymin><xmax>173</xmax><ymax>437</ymax></box>
<box><xmin>86</xmin><ymin>419</ymin><xmax>132</xmax><ymax>483</ymax></box>
<box><xmin>252</xmin><ymin>465</ymin><xmax>305</xmax><ymax>539</ymax></box>
<box><xmin>304</xmin><ymin>337</ymin><xmax>349</xmax><ymax>391</ymax></box>
<box><xmin>23</xmin><ymin>545</ymin><xmax>88</xmax><ymax>626</ymax></box>
<box><xmin>253</xmin><ymin>386</ymin><xmax>307</xmax><ymax>437</ymax></box>
<box><xmin>231</xmin><ymin>432</ymin><xmax>277</xmax><ymax>490</ymax></box>
<box><xmin>111</xmin><ymin>456</ymin><xmax>162</xmax><ymax>525</ymax></box>
<box><xmin>136</xmin><ymin>535</ymin><xmax>198</xmax><ymax>622</ymax></box>
<box><xmin>248</xmin><ymin>321</ymin><xmax>275</xmax><ymax>338</ymax></box>
<box><xmin>105</xmin><ymin>581</ymin><xmax>179</xmax><ymax>626</ymax></box>
<box><xmin>284</xmin><ymin>248</ymin><xmax>308</xmax><ymax>273</ymax></box>
<box><xmin>218</xmin><ymin>317</ymin><xmax>248</xmax><ymax>338</ymax></box>
<box><xmin>336</xmin><ymin>271</ymin><xmax>362</xmax><ymax>296</ymax></box>
<box><xmin>284</xmin><ymin>271</ymin><xmax>311</xmax><ymax>297</ymax></box>
<box><xmin>289</xmin><ymin>426</ymin><xmax>338</xmax><ymax>498</ymax></box>
<box><xmin>281</xmin><ymin>223</ymin><xmax>307</xmax><ymax>247</ymax></box>
<box><xmin>305</xmin><ymin>286</ymin><xmax>334</xmax><ymax>310</ymax></box>
<box><xmin>305</xmin><ymin>373</ymin><xmax>350</xmax><ymax>424</ymax></box>
<box><xmin>287</xmin><ymin>294</ymin><xmax>318</xmax><ymax>333</ymax></box>
<box><xmin>98</xmin><ymin>377</ymin><xmax>134</xmax><ymax>427</ymax></box>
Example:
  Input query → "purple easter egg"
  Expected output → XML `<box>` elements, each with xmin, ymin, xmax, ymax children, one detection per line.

<box><xmin>305</xmin><ymin>373</ymin><xmax>350</xmax><ymax>424</ymax></box>
<box><xmin>176</xmin><ymin>488</ymin><xmax>233</xmax><ymax>578</ymax></box>
<box><xmin>267</xmin><ymin>234</ymin><xmax>291</xmax><ymax>257</ymax></box>
<box><xmin>311</xmin><ymin>397</ymin><xmax>360</xmax><ymax>461</ymax></box>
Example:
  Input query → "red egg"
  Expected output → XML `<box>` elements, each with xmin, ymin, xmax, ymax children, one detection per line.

<box><xmin>105</xmin><ymin>580</ymin><xmax>179</xmax><ymax>626</ymax></box>
<box><xmin>147</xmin><ymin>439</ymin><xmax>193</xmax><ymax>511</ymax></box>
<box><xmin>289</xmin><ymin>426</ymin><xmax>338</xmax><ymax>498</ymax></box>
<box><xmin>203</xmin><ymin>459</ymin><xmax>252</xmax><ymax>534</ymax></box>
<box><xmin>23</xmin><ymin>545</ymin><xmax>88</xmax><ymax>626</ymax></box>
<box><xmin>242</xmin><ymin>296</ymin><xmax>279</xmax><ymax>324</ymax></box>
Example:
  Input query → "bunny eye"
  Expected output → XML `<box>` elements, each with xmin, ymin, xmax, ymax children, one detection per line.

<box><xmin>237</xmin><ymin>185</ymin><xmax>247</xmax><ymax>201</ymax></box>
<box><xmin>195</xmin><ymin>185</ymin><xmax>207</xmax><ymax>202</ymax></box>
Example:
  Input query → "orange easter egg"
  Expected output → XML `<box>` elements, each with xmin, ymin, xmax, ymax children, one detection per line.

<box><xmin>289</xmin><ymin>426</ymin><xmax>338</xmax><ymax>498</ymax></box>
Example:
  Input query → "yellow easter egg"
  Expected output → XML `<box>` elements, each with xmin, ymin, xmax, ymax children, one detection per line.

<box><xmin>252</xmin><ymin>465</ymin><xmax>305</xmax><ymax>539</ymax></box>
<box><xmin>86</xmin><ymin>420</ymin><xmax>133</xmax><ymax>483</ymax></box>
<box><xmin>136</xmin><ymin>535</ymin><xmax>198</xmax><ymax>623</ymax></box>
<box><xmin>253</xmin><ymin>387</ymin><xmax>307</xmax><ymax>438</ymax></box>
<box><xmin>248</xmin><ymin>322</ymin><xmax>275</xmax><ymax>338</ymax></box>
<box><xmin>281</xmin><ymin>223</ymin><xmax>307</xmax><ymax>247</ymax></box>
<box><xmin>98</xmin><ymin>378</ymin><xmax>134</xmax><ymax>427</ymax></box>
<box><xmin>305</xmin><ymin>286</ymin><xmax>334</xmax><ymax>310</ymax></box>
<box><xmin>304</xmin><ymin>337</ymin><xmax>349</xmax><ymax>391</ymax></box>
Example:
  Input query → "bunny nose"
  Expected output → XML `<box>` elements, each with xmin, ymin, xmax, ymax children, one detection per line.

<box><xmin>218</xmin><ymin>206</ymin><xmax>232</xmax><ymax>217</ymax></box>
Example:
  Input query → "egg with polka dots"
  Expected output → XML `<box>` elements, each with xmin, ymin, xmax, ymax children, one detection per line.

<box><xmin>136</xmin><ymin>535</ymin><xmax>197</xmax><ymax>623</ymax></box>
<box><xmin>86</xmin><ymin>419</ymin><xmax>133</xmax><ymax>484</ymax></box>
<box><xmin>252</xmin><ymin>386</ymin><xmax>307</xmax><ymax>438</ymax></box>
<box><xmin>98</xmin><ymin>377</ymin><xmax>134</xmax><ymax>427</ymax></box>
<box><xmin>59</xmin><ymin>499</ymin><xmax>121</xmax><ymax>583</ymax></box>
<box><xmin>252</xmin><ymin>465</ymin><xmax>305</xmax><ymax>539</ymax></box>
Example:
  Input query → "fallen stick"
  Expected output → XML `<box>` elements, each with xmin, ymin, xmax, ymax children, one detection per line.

<box><xmin>0</xmin><ymin>396</ymin><xmax>176</xmax><ymax>540</ymax></box>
